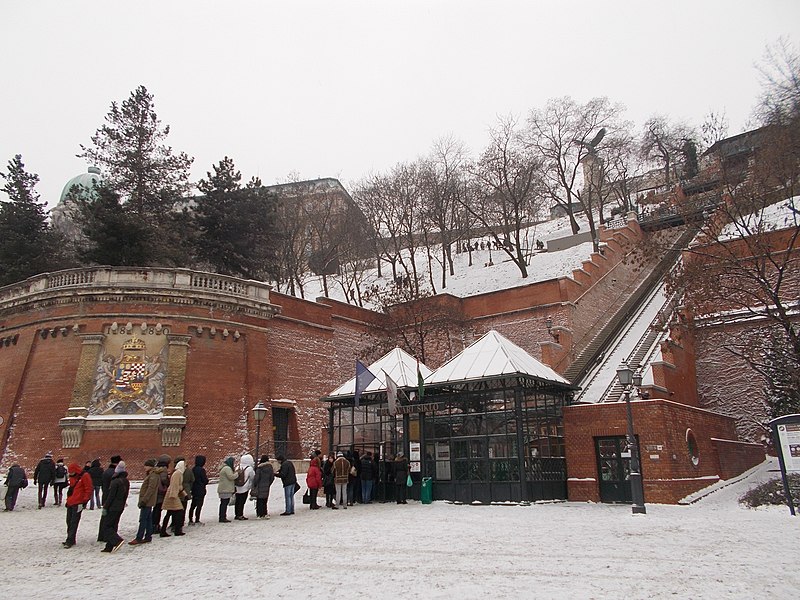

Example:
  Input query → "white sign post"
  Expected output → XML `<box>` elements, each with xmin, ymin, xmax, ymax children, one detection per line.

<box><xmin>770</xmin><ymin>414</ymin><xmax>800</xmax><ymax>516</ymax></box>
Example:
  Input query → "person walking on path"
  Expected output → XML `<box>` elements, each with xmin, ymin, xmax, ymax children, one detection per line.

<box><xmin>33</xmin><ymin>452</ymin><xmax>56</xmax><ymax>509</ymax></box>
<box><xmin>3</xmin><ymin>463</ymin><xmax>28</xmax><ymax>511</ymax></box>
<box><xmin>275</xmin><ymin>455</ymin><xmax>297</xmax><ymax>515</ymax></box>
<box><xmin>188</xmin><ymin>455</ymin><xmax>208</xmax><ymax>525</ymax></box>
<box><xmin>87</xmin><ymin>458</ymin><xmax>103</xmax><ymax>509</ymax></box>
<box><xmin>306</xmin><ymin>456</ymin><xmax>322</xmax><ymax>510</ymax></box>
<box><xmin>234</xmin><ymin>453</ymin><xmax>255</xmax><ymax>520</ymax></box>
<box><xmin>161</xmin><ymin>459</ymin><xmax>187</xmax><ymax>537</ymax></box>
<box><xmin>97</xmin><ymin>455</ymin><xmax>121</xmax><ymax>542</ymax></box>
<box><xmin>394</xmin><ymin>451</ymin><xmax>410</xmax><ymax>504</ymax></box>
<box><xmin>217</xmin><ymin>456</ymin><xmax>237</xmax><ymax>523</ymax></box>
<box><xmin>100</xmin><ymin>461</ymin><xmax>129</xmax><ymax>552</ymax></box>
<box><xmin>333</xmin><ymin>452</ymin><xmax>351</xmax><ymax>510</ymax></box>
<box><xmin>53</xmin><ymin>458</ymin><xmax>68</xmax><ymax>506</ymax></box>
<box><xmin>129</xmin><ymin>458</ymin><xmax>158</xmax><ymax>545</ymax></box>
<box><xmin>63</xmin><ymin>462</ymin><xmax>92</xmax><ymax>548</ymax></box>
<box><xmin>250</xmin><ymin>454</ymin><xmax>275</xmax><ymax>519</ymax></box>
<box><xmin>151</xmin><ymin>454</ymin><xmax>170</xmax><ymax>534</ymax></box>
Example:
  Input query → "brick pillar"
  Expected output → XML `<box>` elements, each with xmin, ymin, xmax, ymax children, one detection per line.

<box><xmin>160</xmin><ymin>334</ymin><xmax>191</xmax><ymax>446</ymax></box>
<box><xmin>59</xmin><ymin>333</ymin><xmax>105</xmax><ymax>448</ymax></box>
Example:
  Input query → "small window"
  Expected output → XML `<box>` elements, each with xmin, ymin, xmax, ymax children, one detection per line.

<box><xmin>686</xmin><ymin>429</ymin><xmax>699</xmax><ymax>467</ymax></box>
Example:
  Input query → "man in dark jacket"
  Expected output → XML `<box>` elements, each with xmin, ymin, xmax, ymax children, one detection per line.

<box><xmin>360</xmin><ymin>451</ymin><xmax>377</xmax><ymax>504</ymax></box>
<box><xmin>87</xmin><ymin>458</ymin><xmax>104</xmax><ymax>509</ymax></box>
<box><xmin>189</xmin><ymin>455</ymin><xmax>209</xmax><ymax>525</ymax></box>
<box><xmin>97</xmin><ymin>454</ymin><xmax>121</xmax><ymax>542</ymax></box>
<box><xmin>101</xmin><ymin>461</ymin><xmax>129</xmax><ymax>552</ymax></box>
<box><xmin>4</xmin><ymin>463</ymin><xmax>28</xmax><ymax>511</ymax></box>
<box><xmin>33</xmin><ymin>452</ymin><xmax>56</xmax><ymax>509</ymax></box>
<box><xmin>275</xmin><ymin>455</ymin><xmax>297</xmax><ymax>516</ymax></box>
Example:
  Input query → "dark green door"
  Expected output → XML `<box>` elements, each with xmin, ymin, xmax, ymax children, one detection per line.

<box><xmin>595</xmin><ymin>436</ymin><xmax>632</xmax><ymax>503</ymax></box>
<box><xmin>273</xmin><ymin>407</ymin><xmax>289</xmax><ymax>458</ymax></box>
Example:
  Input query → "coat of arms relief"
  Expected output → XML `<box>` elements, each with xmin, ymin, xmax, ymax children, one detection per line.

<box><xmin>89</xmin><ymin>334</ymin><xmax>168</xmax><ymax>415</ymax></box>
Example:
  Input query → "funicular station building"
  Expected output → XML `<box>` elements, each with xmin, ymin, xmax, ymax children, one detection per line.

<box><xmin>323</xmin><ymin>332</ymin><xmax>576</xmax><ymax>503</ymax></box>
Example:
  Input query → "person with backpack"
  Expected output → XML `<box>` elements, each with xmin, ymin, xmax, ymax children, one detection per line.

<box><xmin>250</xmin><ymin>454</ymin><xmax>275</xmax><ymax>518</ymax></box>
<box><xmin>188</xmin><ymin>455</ymin><xmax>208</xmax><ymax>525</ymax></box>
<box><xmin>53</xmin><ymin>458</ymin><xmax>68</xmax><ymax>506</ymax></box>
<box><xmin>233</xmin><ymin>453</ymin><xmax>255</xmax><ymax>520</ymax></box>
<box><xmin>217</xmin><ymin>456</ymin><xmax>237</xmax><ymax>523</ymax></box>
<box><xmin>3</xmin><ymin>463</ymin><xmax>28</xmax><ymax>511</ymax></box>
<box><xmin>63</xmin><ymin>462</ymin><xmax>92</xmax><ymax>548</ymax></box>
<box><xmin>33</xmin><ymin>452</ymin><xmax>56</xmax><ymax>509</ymax></box>
<box><xmin>151</xmin><ymin>454</ymin><xmax>170</xmax><ymax>534</ymax></box>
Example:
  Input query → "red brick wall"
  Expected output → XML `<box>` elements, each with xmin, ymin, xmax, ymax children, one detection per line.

<box><xmin>564</xmin><ymin>399</ymin><xmax>760</xmax><ymax>504</ymax></box>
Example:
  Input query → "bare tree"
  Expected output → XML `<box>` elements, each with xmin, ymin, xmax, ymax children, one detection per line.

<box><xmin>527</xmin><ymin>96</ymin><xmax>625</xmax><ymax>239</ymax></box>
<box><xmin>467</xmin><ymin>115</ymin><xmax>544</xmax><ymax>278</ymax></box>
<box><xmin>639</xmin><ymin>114</ymin><xmax>696</xmax><ymax>187</ymax></box>
<box><xmin>419</xmin><ymin>136</ymin><xmax>470</xmax><ymax>290</ymax></box>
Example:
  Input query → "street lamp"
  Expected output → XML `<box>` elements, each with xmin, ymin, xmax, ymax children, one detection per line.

<box><xmin>252</xmin><ymin>401</ymin><xmax>268</xmax><ymax>460</ymax></box>
<box><xmin>617</xmin><ymin>363</ymin><xmax>646</xmax><ymax>515</ymax></box>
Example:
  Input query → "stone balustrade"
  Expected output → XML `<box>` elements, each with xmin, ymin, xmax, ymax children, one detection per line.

<box><xmin>0</xmin><ymin>266</ymin><xmax>275</xmax><ymax>311</ymax></box>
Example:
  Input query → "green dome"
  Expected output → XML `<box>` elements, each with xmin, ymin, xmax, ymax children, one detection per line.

<box><xmin>59</xmin><ymin>166</ymin><xmax>102</xmax><ymax>204</ymax></box>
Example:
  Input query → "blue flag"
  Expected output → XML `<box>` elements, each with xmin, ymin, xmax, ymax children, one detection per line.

<box><xmin>354</xmin><ymin>359</ymin><xmax>376</xmax><ymax>407</ymax></box>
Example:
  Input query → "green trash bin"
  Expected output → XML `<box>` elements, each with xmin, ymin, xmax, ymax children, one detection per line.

<box><xmin>420</xmin><ymin>477</ymin><xmax>433</xmax><ymax>504</ymax></box>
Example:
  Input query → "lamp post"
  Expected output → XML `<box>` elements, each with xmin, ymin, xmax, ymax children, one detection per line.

<box><xmin>252</xmin><ymin>401</ymin><xmax>267</xmax><ymax>460</ymax></box>
<box><xmin>617</xmin><ymin>363</ymin><xmax>646</xmax><ymax>515</ymax></box>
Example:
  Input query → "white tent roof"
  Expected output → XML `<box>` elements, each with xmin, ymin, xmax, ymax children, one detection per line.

<box><xmin>426</xmin><ymin>330</ymin><xmax>571</xmax><ymax>386</ymax></box>
<box><xmin>326</xmin><ymin>347</ymin><xmax>433</xmax><ymax>398</ymax></box>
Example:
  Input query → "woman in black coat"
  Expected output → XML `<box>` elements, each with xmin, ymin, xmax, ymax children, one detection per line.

<box><xmin>189</xmin><ymin>455</ymin><xmax>209</xmax><ymax>524</ymax></box>
<box><xmin>101</xmin><ymin>462</ymin><xmax>130</xmax><ymax>552</ymax></box>
<box><xmin>250</xmin><ymin>455</ymin><xmax>275</xmax><ymax>518</ymax></box>
<box><xmin>322</xmin><ymin>455</ymin><xmax>336</xmax><ymax>508</ymax></box>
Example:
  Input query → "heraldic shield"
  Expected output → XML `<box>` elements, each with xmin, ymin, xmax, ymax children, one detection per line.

<box><xmin>89</xmin><ymin>335</ymin><xmax>167</xmax><ymax>416</ymax></box>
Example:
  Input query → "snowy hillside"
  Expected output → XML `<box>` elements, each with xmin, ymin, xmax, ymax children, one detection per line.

<box><xmin>298</xmin><ymin>213</ymin><xmax>599</xmax><ymax>305</ymax></box>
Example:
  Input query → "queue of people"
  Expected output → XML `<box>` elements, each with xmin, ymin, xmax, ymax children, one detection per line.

<box><xmin>3</xmin><ymin>447</ymin><xmax>415</xmax><ymax>553</ymax></box>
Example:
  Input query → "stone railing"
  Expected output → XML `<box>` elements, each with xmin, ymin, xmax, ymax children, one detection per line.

<box><xmin>0</xmin><ymin>266</ymin><xmax>275</xmax><ymax>310</ymax></box>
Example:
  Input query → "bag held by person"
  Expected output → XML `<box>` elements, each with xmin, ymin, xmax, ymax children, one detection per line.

<box><xmin>294</xmin><ymin>481</ymin><xmax>301</xmax><ymax>494</ymax></box>
<box><xmin>20</xmin><ymin>478</ymin><xmax>29</xmax><ymax>489</ymax></box>
<box><xmin>302</xmin><ymin>489</ymin><xmax>311</xmax><ymax>504</ymax></box>
<box><xmin>234</xmin><ymin>468</ymin><xmax>246</xmax><ymax>487</ymax></box>
<box><xmin>349</xmin><ymin>466</ymin><xmax>357</xmax><ymax>476</ymax></box>
<box><xmin>406</xmin><ymin>474</ymin><xmax>413</xmax><ymax>488</ymax></box>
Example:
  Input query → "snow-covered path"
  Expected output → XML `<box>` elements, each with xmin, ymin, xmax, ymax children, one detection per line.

<box><xmin>1</xmin><ymin>465</ymin><xmax>798</xmax><ymax>599</ymax></box>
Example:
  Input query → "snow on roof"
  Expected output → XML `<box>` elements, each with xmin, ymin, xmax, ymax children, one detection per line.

<box><xmin>325</xmin><ymin>347</ymin><xmax>433</xmax><ymax>398</ymax></box>
<box><xmin>426</xmin><ymin>330</ymin><xmax>570</xmax><ymax>387</ymax></box>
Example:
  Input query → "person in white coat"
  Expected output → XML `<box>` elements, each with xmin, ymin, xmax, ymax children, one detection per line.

<box><xmin>234</xmin><ymin>453</ymin><xmax>255</xmax><ymax>520</ymax></box>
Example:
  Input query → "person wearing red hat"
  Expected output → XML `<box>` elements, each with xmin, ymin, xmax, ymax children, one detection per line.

<box><xmin>63</xmin><ymin>462</ymin><xmax>93</xmax><ymax>548</ymax></box>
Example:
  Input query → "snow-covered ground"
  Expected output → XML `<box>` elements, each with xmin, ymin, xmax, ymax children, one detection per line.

<box><xmin>2</xmin><ymin>459</ymin><xmax>798</xmax><ymax>599</ymax></box>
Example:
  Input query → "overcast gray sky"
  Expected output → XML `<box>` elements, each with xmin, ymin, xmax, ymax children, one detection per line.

<box><xmin>2</xmin><ymin>0</ymin><xmax>798</xmax><ymax>209</ymax></box>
